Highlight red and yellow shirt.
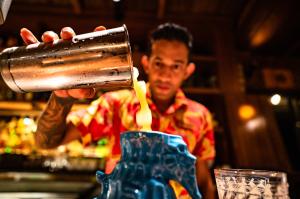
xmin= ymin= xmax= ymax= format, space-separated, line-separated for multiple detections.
xmin=68 ymin=84 xmax=215 ymax=198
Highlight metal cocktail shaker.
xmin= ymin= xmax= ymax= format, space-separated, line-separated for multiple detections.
xmin=0 ymin=25 xmax=133 ymax=92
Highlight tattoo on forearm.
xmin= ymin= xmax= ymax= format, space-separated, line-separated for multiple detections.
xmin=35 ymin=93 xmax=75 ymax=148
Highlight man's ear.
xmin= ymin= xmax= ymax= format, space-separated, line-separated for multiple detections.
xmin=184 ymin=62 xmax=195 ymax=80
xmin=141 ymin=55 xmax=150 ymax=74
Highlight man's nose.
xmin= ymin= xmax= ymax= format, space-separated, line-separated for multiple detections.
xmin=159 ymin=66 xmax=173 ymax=78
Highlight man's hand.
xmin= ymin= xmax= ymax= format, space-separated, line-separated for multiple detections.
xmin=19 ymin=26 xmax=106 ymax=99
xmin=20 ymin=25 xmax=107 ymax=148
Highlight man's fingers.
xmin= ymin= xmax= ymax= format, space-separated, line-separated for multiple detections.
xmin=41 ymin=31 xmax=59 ymax=43
xmin=54 ymin=88 xmax=96 ymax=99
xmin=68 ymin=88 xmax=96 ymax=99
xmin=20 ymin=26 xmax=105 ymax=45
xmin=54 ymin=90 xmax=70 ymax=98
xmin=60 ymin=27 xmax=76 ymax=40
xmin=20 ymin=28 xmax=39 ymax=45
xmin=94 ymin=26 xmax=106 ymax=32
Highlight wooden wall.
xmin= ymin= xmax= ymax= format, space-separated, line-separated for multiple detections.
xmin=214 ymin=21 xmax=291 ymax=170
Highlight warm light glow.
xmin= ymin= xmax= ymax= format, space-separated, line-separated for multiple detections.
xmin=23 ymin=117 xmax=31 ymax=125
xmin=57 ymin=145 xmax=66 ymax=153
xmin=245 ymin=117 xmax=266 ymax=131
xmin=249 ymin=16 xmax=282 ymax=48
xmin=238 ymin=104 xmax=256 ymax=120
xmin=270 ymin=94 xmax=281 ymax=105
xmin=251 ymin=32 xmax=267 ymax=47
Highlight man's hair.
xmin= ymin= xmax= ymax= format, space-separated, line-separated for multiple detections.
xmin=148 ymin=23 xmax=193 ymax=54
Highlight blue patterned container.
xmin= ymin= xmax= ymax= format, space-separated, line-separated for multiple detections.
xmin=96 ymin=130 xmax=202 ymax=199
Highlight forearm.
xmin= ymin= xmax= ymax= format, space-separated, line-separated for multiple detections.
xmin=196 ymin=159 xmax=216 ymax=199
xmin=35 ymin=93 xmax=75 ymax=149
xmin=200 ymin=178 xmax=216 ymax=199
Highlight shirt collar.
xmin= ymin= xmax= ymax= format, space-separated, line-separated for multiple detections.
xmin=145 ymin=83 xmax=188 ymax=114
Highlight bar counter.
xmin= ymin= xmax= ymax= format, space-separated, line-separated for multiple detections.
xmin=0 ymin=171 xmax=100 ymax=199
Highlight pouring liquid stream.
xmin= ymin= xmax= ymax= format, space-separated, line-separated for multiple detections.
xmin=132 ymin=67 xmax=152 ymax=131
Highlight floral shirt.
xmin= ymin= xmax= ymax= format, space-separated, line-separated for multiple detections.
xmin=68 ymin=84 xmax=215 ymax=198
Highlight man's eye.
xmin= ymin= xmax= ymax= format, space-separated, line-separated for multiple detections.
xmin=172 ymin=65 xmax=181 ymax=70
xmin=154 ymin=62 xmax=162 ymax=67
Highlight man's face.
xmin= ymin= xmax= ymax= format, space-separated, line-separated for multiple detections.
xmin=143 ymin=39 xmax=194 ymax=102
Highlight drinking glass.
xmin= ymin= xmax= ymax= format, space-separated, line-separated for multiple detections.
xmin=214 ymin=168 xmax=289 ymax=199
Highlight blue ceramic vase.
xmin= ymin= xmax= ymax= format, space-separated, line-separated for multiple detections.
xmin=96 ymin=131 xmax=202 ymax=199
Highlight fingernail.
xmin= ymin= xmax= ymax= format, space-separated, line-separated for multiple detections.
xmin=20 ymin=28 xmax=38 ymax=44
xmin=61 ymin=27 xmax=75 ymax=34
xmin=42 ymin=32 xmax=59 ymax=42
xmin=94 ymin=26 xmax=106 ymax=32
xmin=27 ymin=36 xmax=38 ymax=43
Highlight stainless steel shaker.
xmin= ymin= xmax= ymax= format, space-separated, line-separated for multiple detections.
xmin=0 ymin=25 xmax=133 ymax=92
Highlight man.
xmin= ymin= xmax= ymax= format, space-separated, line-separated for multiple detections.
xmin=20 ymin=23 xmax=216 ymax=198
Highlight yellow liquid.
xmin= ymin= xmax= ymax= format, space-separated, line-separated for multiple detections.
xmin=133 ymin=67 xmax=152 ymax=131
